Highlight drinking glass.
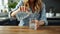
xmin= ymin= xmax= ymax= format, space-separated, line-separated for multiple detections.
xmin=29 ymin=13 xmax=40 ymax=30
xmin=16 ymin=11 xmax=31 ymax=26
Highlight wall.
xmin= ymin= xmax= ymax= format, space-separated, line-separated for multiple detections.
xmin=43 ymin=0 xmax=60 ymax=13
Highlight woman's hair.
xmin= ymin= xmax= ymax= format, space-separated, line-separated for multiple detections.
xmin=24 ymin=0 xmax=42 ymax=13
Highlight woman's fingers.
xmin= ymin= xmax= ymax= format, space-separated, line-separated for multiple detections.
xmin=35 ymin=20 xmax=40 ymax=28
xmin=20 ymin=6 xmax=24 ymax=12
xmin=39 ymin=21 xmax=44 ymax=25
xmin=31 ymin=20 xmax=44 ymax=29
xmin=19 ymin=6 xmax=28 ymax=12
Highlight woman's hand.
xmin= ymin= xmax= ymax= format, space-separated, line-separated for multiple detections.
xmin=11 ymin=6 xmax=29 ymax=17
xmin=19 ymin=6 xmax=29 ymax=12
xmin=31 ymin=20 xmax=44 ymax=29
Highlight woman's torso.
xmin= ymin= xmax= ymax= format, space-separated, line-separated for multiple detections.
xmin=16 ymin=0 xmax=41 ymax=26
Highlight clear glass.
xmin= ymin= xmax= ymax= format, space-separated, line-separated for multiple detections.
xmin=16 ymin=12 xmax=29 ymax=21
xmin=29 ymin=18 xmax=37 ymax=30
xmin=29 ymin=13 xmax=40 ymax=30
xmin=16 ymin=11 xmax=31 ymax=26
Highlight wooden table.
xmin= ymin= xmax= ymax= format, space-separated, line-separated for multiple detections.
xmin=0 ymin=26 xmax=60 ymax=34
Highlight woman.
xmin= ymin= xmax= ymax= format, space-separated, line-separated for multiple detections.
xmin=11 ymin=0 xmax=48 ymax=27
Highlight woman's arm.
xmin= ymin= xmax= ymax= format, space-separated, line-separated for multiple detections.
xmin=11 ymin=0 xmax=23 ymax=17
xmin=39 ymin=3 xmax=48 ymax=26
xmin=12 ymin=0 xmax=23 ymax=11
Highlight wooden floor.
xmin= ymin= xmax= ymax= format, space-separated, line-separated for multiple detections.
xmin=0 ymin=26 xmax=60 ymax=34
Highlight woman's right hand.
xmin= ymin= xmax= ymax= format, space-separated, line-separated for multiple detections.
xmin=19 ymin=6 xmax=29 ymax=12
xmin=11 ymin=6 xmax=29 ymax=17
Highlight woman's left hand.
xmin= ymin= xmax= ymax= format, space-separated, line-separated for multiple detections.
xmin=32 ymin=20 xmax=44 ymax=29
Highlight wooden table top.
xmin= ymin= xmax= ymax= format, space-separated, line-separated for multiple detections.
xmin=0 ymin=26 xmax=60 ymax=34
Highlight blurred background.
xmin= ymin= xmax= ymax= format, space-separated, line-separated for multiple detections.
xmin=0 ymin=0 xmax=60 ymax=26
